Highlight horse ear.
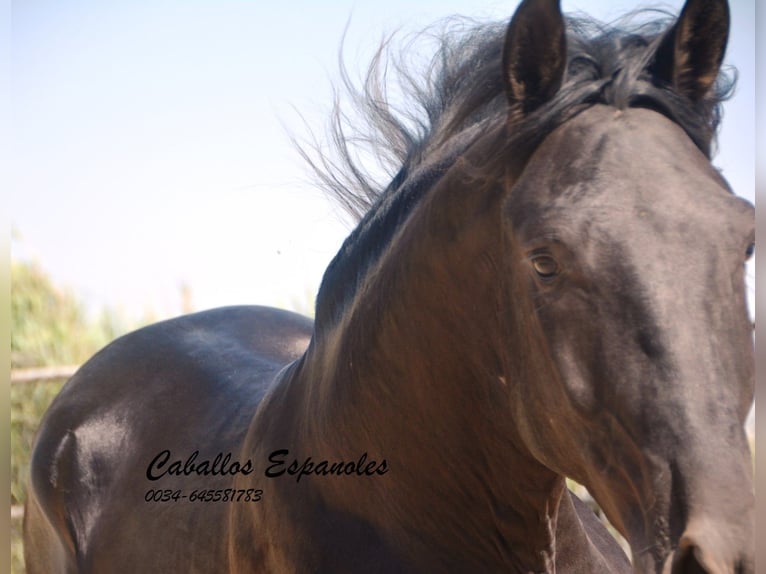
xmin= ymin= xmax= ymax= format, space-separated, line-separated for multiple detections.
xmin=650 ymin=0 xmax=729 ymax=101
xmin=503 ymin=0 xmax=567 ymax=115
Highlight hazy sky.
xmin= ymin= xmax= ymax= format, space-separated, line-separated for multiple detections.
xmin=10 ymin=0 xmax=755 ymax=321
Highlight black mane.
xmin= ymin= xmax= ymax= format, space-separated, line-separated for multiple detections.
xmin=309 ymin=10 xmax=735 ymax=327
xmin=306 ymin=11 xmax=735 ymax=222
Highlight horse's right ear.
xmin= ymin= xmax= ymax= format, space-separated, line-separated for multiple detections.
xmin=649 ymin=0 xmax=729 ymax=101
xmin=503 ymin=0 xmax=567 ymax=116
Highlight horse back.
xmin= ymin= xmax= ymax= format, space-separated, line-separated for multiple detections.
xmin=24 ymin=305 xmax=313 ymax=573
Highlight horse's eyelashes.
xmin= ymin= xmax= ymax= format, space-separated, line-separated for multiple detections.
xmin=745 ymin=242 xmax=755 ymax=260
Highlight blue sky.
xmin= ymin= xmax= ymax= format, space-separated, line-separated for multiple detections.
xmin=10 ymin=0 xmax=755 ymax=321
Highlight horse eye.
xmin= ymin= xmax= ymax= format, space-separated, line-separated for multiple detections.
xmin=531 ymin=255 xmax=559 ymax=279
xmin=745 ymin=242 xmax=755 ymax=260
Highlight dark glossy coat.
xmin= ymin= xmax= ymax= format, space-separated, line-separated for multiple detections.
xmin=25 ymin=0 xmax=754 ymax=572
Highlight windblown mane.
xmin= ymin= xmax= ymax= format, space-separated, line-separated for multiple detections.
xmin=304 ymin=11 xmax=735 ymax=222
xmin=307 ymin=10 xmax=735 ymax=328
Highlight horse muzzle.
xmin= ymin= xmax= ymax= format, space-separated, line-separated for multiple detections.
xmin=659 ymin=515 xmax=755 ymax=574
xmin=613 ymin=432 xmax=755 ymax=574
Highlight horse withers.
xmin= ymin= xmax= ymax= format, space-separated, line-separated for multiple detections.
xmin=25 ymin=0 xmax=754 ymax=572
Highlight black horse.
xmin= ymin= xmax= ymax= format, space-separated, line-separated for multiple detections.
xmin=24 ymin=0 xmax=754 ymax=572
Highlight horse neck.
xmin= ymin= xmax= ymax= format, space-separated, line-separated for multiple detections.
xmin=296 ymin=147 xmax=569 ymax=571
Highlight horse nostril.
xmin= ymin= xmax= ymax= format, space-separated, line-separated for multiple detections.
xmin=735 ymin=557 xmax=754 ymax=574
xmin=669 ymin=543 xmax=753 ymax=574
xmin=672 ymin=544 xmax=708 ymax=574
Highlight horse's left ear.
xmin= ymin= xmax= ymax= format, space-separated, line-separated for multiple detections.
xmin=503 ymin=0 xmax=567 ymax=116
xmin=650 ymin=0 xmax=729 ymax=101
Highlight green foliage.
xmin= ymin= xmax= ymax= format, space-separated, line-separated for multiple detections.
xmin=11 ymin=515 xmax=24 ymax=574
xmin=11 ymin=261 xmax=116 ymax=368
